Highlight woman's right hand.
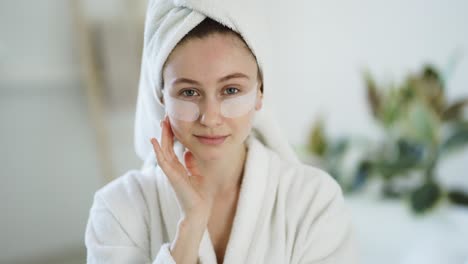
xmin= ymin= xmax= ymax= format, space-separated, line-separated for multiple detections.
xmin=151 ymin=115 xmax=212 ymax=263
xmin=150 ymin=115 xmax=214 ymax=223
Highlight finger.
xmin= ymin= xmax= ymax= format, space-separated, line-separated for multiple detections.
xmin=151 ymin=137 xmax=183 ymax=183
xmin=161 ymin=116 xmax=176 ymax=162
xmin=150 ymin=137 xmax=167 ymax=167
xmin=184 ymin=150 xmax=201 ymax=177
xmin=184 ymin=150 xmax=214 ymax=196
xmin=162 ymin=116 xmax=179 ymax=162
xmin=159 ymin=117 xmax=168 ymax=157
xmin=158 ymin=119 xmax=188 ymax=177
xmin=153 ymin=138 xmax=198 ymax=203
xmin=165 ymin=115 xmax=175 ymax=147
xmin=164 ymin=116 xmax=177 ymax=160
xmin=151 ymin=137 xmax=179 ymax=174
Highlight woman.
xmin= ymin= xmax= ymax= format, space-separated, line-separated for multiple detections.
xmin=85 ymin=0 xmax=358 ymax=263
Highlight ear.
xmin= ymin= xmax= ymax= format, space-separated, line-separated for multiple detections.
xmin=159 ymin=89 xmax=166 ymax=106
xmin=255 ymin=82 xmax=263 ymax=111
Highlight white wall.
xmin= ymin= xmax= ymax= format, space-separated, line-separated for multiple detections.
xmin=0 ymin=85 xmax=103 ymax=263
xmin=270 ymin=0 xmax=468 ymax=145
xmin=0 ymin=0 xmax=79 ymax=84
xmin=0 ymin=1 xmax=104 ymax=262
xmin=269 ymin=0 xmax=468 ymax=190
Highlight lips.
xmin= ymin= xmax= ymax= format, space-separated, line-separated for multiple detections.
xmin=195 ymin=135 xmax=229 ymax=139
xmin=194 ymin=134 xmax=229 ymax=145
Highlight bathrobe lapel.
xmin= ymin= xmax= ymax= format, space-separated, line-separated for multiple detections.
xmin=155 ymin=136 xmax=270 ymax=264
xmin=222 ymin=137 xmax=269 ymax=264
xmin=155 ymin=156 xmax=219 ymax=263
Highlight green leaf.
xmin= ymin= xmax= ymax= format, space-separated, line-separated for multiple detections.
xmin=420 ymin=65 xmax=446 ymax=115
xmin=440 ymin=122 xmax=468 ymax=154
xmin=396 ymin=138 xmax=426 ymax=169
xmin=327 ymin=138 xmax=349 ymax=158
xmin=372 ymin=159 xmax=403 ymax=179
xmin=376 ymin=90 xmax=401 ymax=129
xmin=422 ymin=65 xmax=442 ymax=84
xmin=409 ymin=181 xmax=442 ymax=214
xmin=448 ymin=190 xmax=468 ymax=206
xmin=364 ymin=71 xmax=381 ymax=119
xmin=307 ymin=118 xmax=328 ymax=156
xmin=351 ymin=160 xmax=372 ymax=191
xmin=404 ymin=101 xmax=440 ymax=145
xmin=441 ymin=98 xmax=468 ymax=121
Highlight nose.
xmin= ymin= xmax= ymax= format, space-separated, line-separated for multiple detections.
xmin=199 ymin=98 xmax=223 ymax=127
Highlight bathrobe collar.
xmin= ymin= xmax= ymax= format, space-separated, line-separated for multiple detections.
xmin=155 ymin=135 xmax=270 ymax=263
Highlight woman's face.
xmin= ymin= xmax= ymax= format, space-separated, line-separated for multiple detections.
xmin=162 ymin=33 xmax=263 ymax=161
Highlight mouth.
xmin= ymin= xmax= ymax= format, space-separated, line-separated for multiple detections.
xmin=194 ymin=135 xmax=229 ymax=145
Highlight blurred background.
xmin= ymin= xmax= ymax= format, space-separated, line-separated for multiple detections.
xmin=0 ymin=0 xmax=467 ymax=263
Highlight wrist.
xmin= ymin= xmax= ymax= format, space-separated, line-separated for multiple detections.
xmin=170 ymin=215 xmax=208 ymax=261
xmin=178 ymin=213 xmax=209 ymax=231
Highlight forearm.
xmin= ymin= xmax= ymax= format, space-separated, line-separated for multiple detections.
xmin=170 ymin=216 xmax=208 ymax=264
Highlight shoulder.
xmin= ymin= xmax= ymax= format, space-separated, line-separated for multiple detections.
xmin=280 ymin=161 xmax=346 ymax=229
xmin=86 ymin=167 xmax=162 ymax=251
xmin=255 ymin=138 xmax=342 ymax=204
xmin=90 ymin=167 xmax=160 ymax=232
xmin=94 ymin=166 xmax=157 ymax=209
xmin=268 ymin=156 xmax=355 ymax=261
xmin=287 ymin=165 xmax=357 ymax=262
xmin=284 ymin=162 xmax=343 ymax=210
xmin=255 ymin=140 xmax=352 ymax=243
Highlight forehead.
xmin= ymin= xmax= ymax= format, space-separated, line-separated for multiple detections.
xmin=163 ymin=33 xmax=258 ymax=86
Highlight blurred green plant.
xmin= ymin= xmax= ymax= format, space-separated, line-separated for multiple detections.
xmin=307 ymin=64 xmax=468 ymax=214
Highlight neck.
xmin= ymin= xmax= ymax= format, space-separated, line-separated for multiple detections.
xmin=196 ymin=143 xmax=247 ymax=196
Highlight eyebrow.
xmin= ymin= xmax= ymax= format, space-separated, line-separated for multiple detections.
xmin=171 ymin=73 xmax=250 ymax=86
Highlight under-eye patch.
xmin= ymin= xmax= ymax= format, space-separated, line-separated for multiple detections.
xmin=163 ymin=83 xmax=258 ymax=122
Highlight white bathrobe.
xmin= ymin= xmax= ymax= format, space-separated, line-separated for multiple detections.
xmin=85 ymin=136 xmax=358 ymax=263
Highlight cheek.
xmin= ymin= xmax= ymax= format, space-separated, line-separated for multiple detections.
xmin=246 ymin=109 xmax=257 ymax=126
xmin=168 ymin=118 xmax=191 ymax=141
xmin=232 ymin=111 xmax=255 ymax=136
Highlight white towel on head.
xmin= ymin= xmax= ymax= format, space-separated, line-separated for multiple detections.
xmin=134 ymin=0 xmax=300 ymax=167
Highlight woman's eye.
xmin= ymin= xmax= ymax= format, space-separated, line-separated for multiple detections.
xmin=224 ymin=87 xmax=240 ymax=95
xmin=181 ymin=89 xmax=199 ymax=97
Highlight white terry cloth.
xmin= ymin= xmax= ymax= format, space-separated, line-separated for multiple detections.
xmin=85 ymin=136 xmax=358 ymax=263
xmin=134 ymin=0 xmax=300 ymax=167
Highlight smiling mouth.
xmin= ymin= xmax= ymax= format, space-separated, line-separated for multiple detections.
xmin=194 ymin=135 xmax=229 ymax=145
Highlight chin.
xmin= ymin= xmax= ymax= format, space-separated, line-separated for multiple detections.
xmin=191 ymin=142 xmax=227 ymax=161
xmin=198 ymin=152 xmax=224 ymax=162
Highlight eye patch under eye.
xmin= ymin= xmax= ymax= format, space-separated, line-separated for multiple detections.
xmin=163 ymin=84 xmax=258 ymax=122
xmin=220 ymin=88 xmax=257 ymax=118
xmin=164 ymin=97 xmax=200 ymax=121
